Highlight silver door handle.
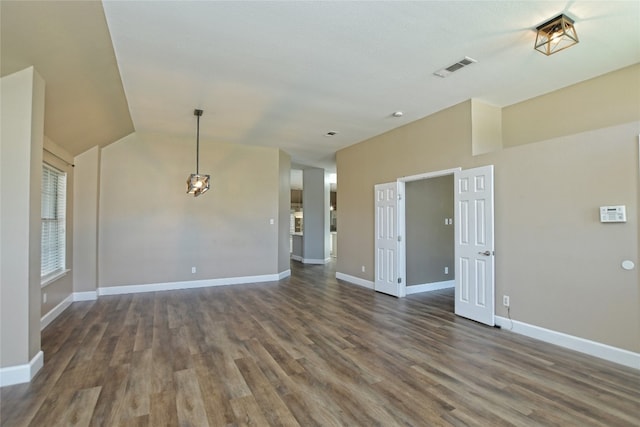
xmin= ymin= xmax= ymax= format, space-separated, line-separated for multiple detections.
xmin=478 ymin=250 xmax=492 ymax=256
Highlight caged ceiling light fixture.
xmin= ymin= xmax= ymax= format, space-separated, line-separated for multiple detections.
xmin=186 ymin=109 xmax=210 ymax=197
xmin=534 ymin=13 xmax=579 ymax=56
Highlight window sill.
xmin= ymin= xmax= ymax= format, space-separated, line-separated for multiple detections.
xmin=41 ymin=269 xmax=70 ymax=288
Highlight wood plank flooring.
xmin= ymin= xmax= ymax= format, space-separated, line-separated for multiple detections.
xmin=2 ymin=261 xmax=639 ymax=426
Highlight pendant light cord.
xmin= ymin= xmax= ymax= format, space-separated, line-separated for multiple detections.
xmin=196 ymin=112 xmax=200 ymax=175
xmin=194 ymin=109 xmax=203 ymax=175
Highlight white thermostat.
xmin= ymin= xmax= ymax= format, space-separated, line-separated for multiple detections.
xmin=600 ymin=205 xmax=626 ymax=223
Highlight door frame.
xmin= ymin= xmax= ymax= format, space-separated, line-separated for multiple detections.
xmin=397 ymin=167 xmax=461 ymax=296
xmin=375 ymin=165 xmax=495 ymax=326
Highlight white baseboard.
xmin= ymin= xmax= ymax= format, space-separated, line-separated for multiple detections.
xmin=291 ymin=256 xmax=330 ymax=265
xmin=0 ymin=350 xmax=43 ymax=387
xmin=40 ymin=270 xmax=291 ymax=330
xmin=336 ymin=272 xmax=374 ymax=289
xmin=41 ymin=295 xmax=73 ymax=331
xmin=406 ymin=280 xmax=454 ymax=295
xmin=41 ymin=290 xmax=98 ymax=331
xmin=97 ymin=273 xmax=283 ymax=296
xmin=278 ymin=269 xmax=291 ymax=279
xmin=73 ymin=291 xmax=98 ymax=301
xmin=495 ymin=316 xmax=640 ymax=370
xmin=303 ymin=257 xmax=330 ymax=264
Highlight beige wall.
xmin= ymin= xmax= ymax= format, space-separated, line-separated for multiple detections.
xmin=0 ymin=67 xmax=44 ymax=368
xmin=405 ymin=175 xmax=454 ymax=286
xmin=491 ymin=123 xmax=638 ymax=350
xmin=302 ymin=168 xmax=330 ymax=261
xmin=337 ymin=101 xmax=472 ymax=279
xmin=98 ymin=131 xmax=284 ymax=287
xmin=336 ymin=66 xmax=640 ymax=352
xmin=278 ymin=150 xmax=292 ymax=273
xmin=503 ymin=64 xmax=640 ymax=147
xmin=73 ymin=145 xmax=101 ymax=293
xmin=41 ymin=137 xmax=74 ymax=316
xmin=471 ymin=99 xmax=502 ymax=156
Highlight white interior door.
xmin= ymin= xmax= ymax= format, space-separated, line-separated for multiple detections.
xmin=454 ymin=165 xmax=495 ymax=325
xmin=374 ymin=182 xmax=401 ymax=297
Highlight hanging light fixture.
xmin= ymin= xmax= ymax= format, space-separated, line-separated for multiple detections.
xmin=186 ymin=109 xmax=210 ymax=197
xmin=534 ymin=13 xmax=579 ymax=56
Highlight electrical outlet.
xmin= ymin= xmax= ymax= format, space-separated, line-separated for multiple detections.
xmin=43 ymin=293 xmax=47 ymax=304
xmin=191 ymin=266 xmax=196 ymax=274
xmin=361 ymin=265 xmax=365 ymax=273
xmin=503 ymin=295 xmax=510 ymax=307
xmin=444 ymin=267 xmax=449 ymax=274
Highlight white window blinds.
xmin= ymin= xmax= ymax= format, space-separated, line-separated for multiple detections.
xmin=41 ymin=164 xmax=66 ymax=278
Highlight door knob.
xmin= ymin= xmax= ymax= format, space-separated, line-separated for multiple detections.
xmin=478 ymin=250 xmax=492 ymax=256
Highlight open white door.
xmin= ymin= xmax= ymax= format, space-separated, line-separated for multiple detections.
xmin=454 ymin=165 xmax=495 ymax=326
xmin=374 ymin=182 xmax=402 ymax=297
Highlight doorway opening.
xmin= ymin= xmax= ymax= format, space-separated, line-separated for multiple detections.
xmin=403 ymin=174 xmax=455 ymax=296
xmin=374 ymin=166 xmax=496 ymax=326
xmin=398 ymin=169 xmax=459 ymax=298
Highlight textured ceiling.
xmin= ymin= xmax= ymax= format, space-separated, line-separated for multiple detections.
xmin=2 ymin=1 xmax=639 ymax=170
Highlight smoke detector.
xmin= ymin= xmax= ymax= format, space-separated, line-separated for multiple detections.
xmin=433 ymin=56 xmax=478 ymax=78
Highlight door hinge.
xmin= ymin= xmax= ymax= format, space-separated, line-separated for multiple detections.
xmin=398 ymin=235 xmax=402 ymax=242
xmin=398 ymin=277 xmax=402 ymax=283
xmin=398 ymin=193 xmax=402 ymax=200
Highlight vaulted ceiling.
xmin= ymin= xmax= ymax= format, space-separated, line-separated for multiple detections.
xmin=2 ymin=1 xmax=639 ymax=171
xmin=1 ymin=1 xmax=134 ymax=155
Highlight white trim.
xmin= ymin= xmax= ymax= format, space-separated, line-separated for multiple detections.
xmin=41 ymin=291 xmax=98 ymax=331
xmin=41 ymin=294 xmax=73 ymax=330
xmin=41 ymin=268 xmax=70 ymax=288
xmin=336 ymin=272 xmax=374 ymax=289
xmin=397 ymin=167 xmax=462 ymax=183
xmin=301 ymin=257 xmax=331 ymax=265
xmin=278 ymin=269 xmax=291 ymax=279
xmin=97 ymin=273 xmax=282 ymax=296
xmin=291 ymin=255 xmax=330 ymax=265
xmin=41 ymin=271 xmax=288 ymax=332
xmin=0 ymin=351 xmax=44 ymax=387
xmin=73 ymin=291 xmax=98 ymax=301
xmin=406 ymin=280 xmax=454 ymax=295
xmin=495 ymin=316 xmax=640 ymax=370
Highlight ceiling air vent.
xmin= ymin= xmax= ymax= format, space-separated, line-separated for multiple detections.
xmin=433 ymin=56 xmax=478 ymax=78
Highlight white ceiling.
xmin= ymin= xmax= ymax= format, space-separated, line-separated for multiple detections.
xmin=102 ymin=1 xmax=640 ymax=172
xmin=3 ymin=2 xmax=639 ymax=171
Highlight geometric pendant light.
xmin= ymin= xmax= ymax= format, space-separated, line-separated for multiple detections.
xmin=534 ymin=14 xmax=579 ymax=56
xmin=186 ymin=109 xmax=210 ymax=197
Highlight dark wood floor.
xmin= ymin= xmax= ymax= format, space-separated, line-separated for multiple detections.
xmin=2 ymin=261 xmax=639 ymax=426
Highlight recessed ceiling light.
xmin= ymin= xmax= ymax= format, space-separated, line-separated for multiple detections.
xmin=325 ymin=131 xmax=338 ymax=137
xmin=392 ymin=111 xmax=404 ymax=117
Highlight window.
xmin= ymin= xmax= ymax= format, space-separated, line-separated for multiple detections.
xmin=41 ymin=164 xmax=66 ymax=281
